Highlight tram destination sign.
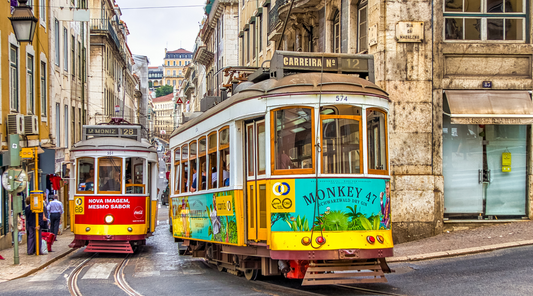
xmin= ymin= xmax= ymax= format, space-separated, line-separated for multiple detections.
xmin=270 ymin=51 xmax=375 ymax=82
xmin=83 ymin=125 xmax=141 ymax=141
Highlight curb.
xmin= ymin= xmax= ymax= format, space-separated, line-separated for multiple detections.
xmin=10 ymin=248 xmax=76 ymax=281
xmin=388 ymin=239 xmax=533 ymax=263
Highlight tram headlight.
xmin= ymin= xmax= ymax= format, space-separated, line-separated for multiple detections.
xmin=105 ymin=214 xmax=114 ymax=224
xmin=301 ymin=237 xmax=311 ymax=246
xmin=127 ymin=227 xmax=133 ymax=232
xmin=85 ymin=227 xmax=91 ymax=232
xmin=316 ymin=236 xmax=326 ymax=245
xmin=376 ymin=235 xmax=384 ymax=244
xmin=366 ymin=236 xmax=376 ymax=244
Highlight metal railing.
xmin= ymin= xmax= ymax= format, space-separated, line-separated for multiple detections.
xmin=90 ymin=19 xmax=122 ymax=56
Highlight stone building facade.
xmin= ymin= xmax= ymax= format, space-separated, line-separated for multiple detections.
xmin=163 ymin=48 xmax=192 ymax=89
xmin=236 ymin=0 xmax=533 ymax=243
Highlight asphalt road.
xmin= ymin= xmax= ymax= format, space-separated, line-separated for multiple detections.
xmin=1 ymin=205 xmax=532 ymax=296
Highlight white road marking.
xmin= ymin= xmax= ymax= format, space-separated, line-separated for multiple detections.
xmin=82 ymin=263 xmax=118 ymax=279
xmin=29 ymin=266 xmax=69 ymax=282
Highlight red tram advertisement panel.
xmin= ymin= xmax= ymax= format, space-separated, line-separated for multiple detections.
xmin=74 ymin=196 xmax=148 ymax=225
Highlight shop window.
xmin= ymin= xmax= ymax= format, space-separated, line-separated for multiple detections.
xmin=208 ymin=132 xmax=218 ymax=189
xmin=77 ymin=157 xmax=95 ymax=193
xmin=190 ymin=141 xmax=198 ymax=192
xmin=444 ymin=0 xmax=525 ymax=41
xmin=198 ymin=137 xmax=207 ymax=191
xmin=271 ymin=107 xmax=314 ymax=174
xmin=181 ymin=145 xmax=189 ymax=193
xmin=219 ymin=127 xmax=230 ymax=187
xmin=98 ymin=157 xmax=122 ymax=193
xmin=125 ymin=157 xmax=145 ymax=194
xmin=367 ymin=109 xmax=388 ymax=174
xmin=321 ymin=116 xmax=362 ymax=174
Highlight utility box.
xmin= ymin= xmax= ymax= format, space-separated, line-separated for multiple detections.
xmin=30 ymin=190 xmax=44 ymax=213
xmin=8 ymin=134 xmax=21 ymax=167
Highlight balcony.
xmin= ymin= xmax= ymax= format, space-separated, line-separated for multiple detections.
xmin=193 ymin=45 xmax=214 ymax=66
xmin=90 ymin=19 xmax=122 ymax=56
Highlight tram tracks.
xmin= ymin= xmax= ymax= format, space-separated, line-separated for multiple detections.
xmin=67 ymin=252 xmax=142 ymax=296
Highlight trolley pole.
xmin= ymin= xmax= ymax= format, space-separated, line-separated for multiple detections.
xmin=34 ymin=147 xmax=39 ymax=257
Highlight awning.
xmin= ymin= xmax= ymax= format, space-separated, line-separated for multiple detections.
xmin=444 ymin=90 xmax=533 ymax=125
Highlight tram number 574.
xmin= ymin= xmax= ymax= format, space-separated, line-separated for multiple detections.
xmin=336 ymin=95 xmax=348 ymax=101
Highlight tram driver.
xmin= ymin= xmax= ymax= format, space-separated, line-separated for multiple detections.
xmin=101 ymin=170 xmax=121 ymax=191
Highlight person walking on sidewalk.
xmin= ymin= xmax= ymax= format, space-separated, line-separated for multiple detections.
xmin=24 ymin=197 xmax=47 ymax=255
xmin=47 ymin=196 xmax=63 ymax=238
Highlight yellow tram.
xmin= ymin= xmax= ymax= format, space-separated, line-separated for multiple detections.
xmin=169 ymin=52 xmax=392 ymax=285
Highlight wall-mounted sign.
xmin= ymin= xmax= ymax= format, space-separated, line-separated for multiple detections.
xmin=483 ymin=81 xmax=492 ymax=88
xmin=396 ymin=21 xmax=424 ymax=42
xmin=369 ymin=24 xmax=378 ymax=46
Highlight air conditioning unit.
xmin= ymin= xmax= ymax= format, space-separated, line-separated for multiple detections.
xmin=7 ymin=114 xmax=25 ymax=135
xmin=24 ymin=115 xmax=39 ymax=135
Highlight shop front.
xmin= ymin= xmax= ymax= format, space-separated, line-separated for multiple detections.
xmin=442 ymin=90 xmax=533 ymax=219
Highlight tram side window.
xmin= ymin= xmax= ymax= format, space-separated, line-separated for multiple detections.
xmin=77 ymin=157 xmax=95 ymax=193
xmin=219 ymin=127 xmax=230 ymax=187
xmin=208 ymin=132 xmax=218 ymax=189
xmin=125 ymin=157 xmax=145 ymax=194
xmin=321 ymin=116 xmax=361 ymax=174
xmin=181 ymin=145 xmax=189 ymax=193
xmin=272 ymin=107 xmax=314 ymax=174
xmin=98 ymin=157 xmax=123 ymax=193
xmin=367 ymin=109 xmax=388 ymax=173
xmin=174 ymin=148 xmax=181 ymax=194
xmin=189 ymin=141 xmax=199 ymax=192
xmin=198 ymin=137 xmax=207 ymax=191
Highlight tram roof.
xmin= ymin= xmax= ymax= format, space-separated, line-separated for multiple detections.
xmin=170 ymin=73 xmax=389 ymax=139
xmin=71 ymin=137 xmax=157 ymax=153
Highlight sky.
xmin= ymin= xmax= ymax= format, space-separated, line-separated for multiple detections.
xmin=115 ymin=0 xmax=206 ymax=67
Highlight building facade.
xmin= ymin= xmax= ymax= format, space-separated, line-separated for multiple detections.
xmin=87 ymin=0 xmax=137 ymax=125
xmin=162 ymin=48 xmax=192 ymax=89
xmin=153 ymin=93 xmax=175 ymax=142
xmin=148 ymin=66 xmax=163 ymax=89
xmin=0 ymin=0 xmax=52 ymax=250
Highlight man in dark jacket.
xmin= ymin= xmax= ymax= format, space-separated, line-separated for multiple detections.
xmin=24 ymin=197 xmax=47 ymax=255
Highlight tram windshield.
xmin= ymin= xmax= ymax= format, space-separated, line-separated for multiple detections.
xmin=273 ymin=107 xmax=313 ymax=173
xmin=98 ymin=157 xmax=122 ymax=193
xmin=367 ymin=109 xmax=388 ymax=173
xmin=321 ymin=117 xmax=361 ymax=174
xmin=77 ymin=157 xmax=95 ymax=193
xmin=125 ymin=157 xmax=145 ymax=194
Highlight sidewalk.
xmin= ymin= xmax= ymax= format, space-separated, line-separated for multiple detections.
xmin=0 ymin=229 xmax=75 ymax=283
xmin=1 ymin=221 xmax=533 ymax=282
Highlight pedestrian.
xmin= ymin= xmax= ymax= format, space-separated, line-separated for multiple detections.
xmin=47 ymin=195 xmax=63 ymax=238
xmin=24 ymin=197 xmax=46 ymax=255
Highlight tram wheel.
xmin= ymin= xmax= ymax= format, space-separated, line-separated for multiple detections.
xmin=217 ymin=265 xmax=226 ymax=272
xmin=244 ymin=269 xmax=259 ymax=281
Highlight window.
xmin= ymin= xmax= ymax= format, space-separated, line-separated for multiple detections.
xmin=321 ymin=116 xmax=362 ymax=174
xmin=77 ymin=157 xmax=95 ymax=193
xmin=173 ymin=80 xmax=176 ymax=86
xmin=258 ymin=15 xmax=262 ymax=51
xmin=71 ymin=35 xmax=76 ymax=76
xmin=72 ymin=106 xmax=76 ymax=145
xmin=41 ymin=62 xmax=47 ymax=116
xmin=64 ymin=28 xmax=68 ymax=71
xmin=173 ymin=61 xmax=176 ymax=66
xmin=358 ymin=1 xmax=368 ymax=52
xmin=98 ymin=157 xmax=123 ymax=193
xmin=179 ymin=61 xmax=182 ymax=66
xmin=64 ymin=105 xmax=68 ymax=147
xmin=56 ymin=104 xmax=60 ymax=146
xmin=40 ymin=0 xmax=46 ymax=22
xmin=219 ymin=127 xmax=230 ymax=187
xmin=246 ymin=30 xmax=250 ymax=64
xmin=367 ymin=109 xmax=388 ymax=174
xmin=208 ymin=132 xmax=218 ymax=189
xmin=189 ymin=141 xmax=198 ymax=192
xmin=167 ymin=80 xmax=170 ymax=85
xmin=252 ymin=20 xmax=257 ymax=60
xmin=78 ymin=41 xmax=81 ymax=78
xmin=198 ymin=137 xmax=207 ymax=191
xmin=444 ymin=0 xmax=526 ymax=41
xmin=257 ymin=122 xmax=266 ymax=175
xmin=9 ymin=45 xmax=18 ymax=112
xmin=27 ymin=54 xmax=34 ymax=115
xmin=125 ymin=157 xmax=145 ymax=194
xmin=333 ymin=9 xmax=341 ymax=53
xmin=55 ymin=19 xmax=60 ymax=65
xmin=272 ymin=107 xmax=314 ymax=174
xmin=174 ymin=148 xmax=181 ymax=193
xmin=173 ymin=70 xmax=176 ymax=76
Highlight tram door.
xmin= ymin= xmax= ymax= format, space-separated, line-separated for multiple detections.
xmin=245 ymin=119 xmax=267 ymax=241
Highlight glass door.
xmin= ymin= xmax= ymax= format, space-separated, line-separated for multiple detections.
xmin=246 ymin=119 xmax=267 ymax=241
xmin=443 ymin=118 xmax=484 ymax=213
xmin=485 ymin=125 xmax=527 ymax=216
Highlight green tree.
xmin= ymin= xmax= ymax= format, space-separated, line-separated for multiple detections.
xmin=156 ymin=85 xmax=173 ymax=97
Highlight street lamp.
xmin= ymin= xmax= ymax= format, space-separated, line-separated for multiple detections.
xmin=9 ymin=0 xmax=38 ymax=43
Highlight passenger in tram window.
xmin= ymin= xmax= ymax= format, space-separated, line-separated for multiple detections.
xmin=278 ymin=150 xmax=293 ymax=169
xmin=190 ymin=167 xmax=197 ymax=192
xmin=211 ymin=167 xmax=218 ymax=188
xmin=83 ymin=168 xmax=95 ymax=191
xmin=200 ymin=162 xmax=207 ymax=190
xmin=102 ymin=170 xmax=121 ymax=191
xmin=222 ymin=163 xmax=229 ymax=187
